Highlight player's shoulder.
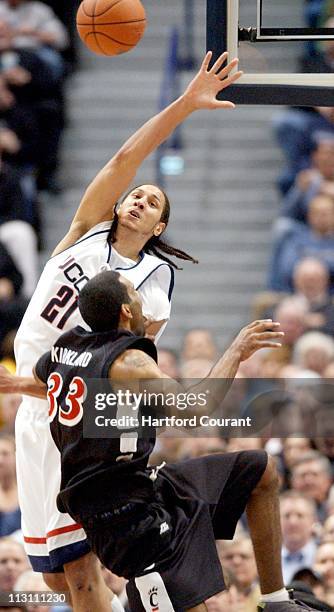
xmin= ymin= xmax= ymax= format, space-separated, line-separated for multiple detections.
xmin=110 ymin=347 xmax=158 ymax=379
xmin=47 ymin=221 xmax=112 ymax=264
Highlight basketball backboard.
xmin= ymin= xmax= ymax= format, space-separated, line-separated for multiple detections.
xmin=207 ymin=0 xmax=334 ymax=105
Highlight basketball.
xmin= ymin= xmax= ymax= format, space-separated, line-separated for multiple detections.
xmin=76 ymin=0 xmax=146 ymax=56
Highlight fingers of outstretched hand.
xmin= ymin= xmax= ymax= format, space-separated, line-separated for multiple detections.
xmin=253 ymin=331 xmax=285 ymax=342
xmin=248 ymin=320 xmax=281 ymax=332
xmin=215 ymin=57 xmax=239 ymax=79
xmin=256 ymin=340 xmax=283 ymax=349
xmin=200 ymin=50 xmax=213 ymax=71
xmin=218 ymin=70 xmax=243 ymax=89
xmin=214 ymin=100 xmax=236 ymax=109
xmin=208 ymin=50 xmax=229 ymax=74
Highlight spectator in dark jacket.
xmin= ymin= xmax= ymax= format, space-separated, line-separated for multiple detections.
xmin=0 ymin=241 xmax=27 ymax=342
xmin=269 ymin=195 xmax=334 ymax=292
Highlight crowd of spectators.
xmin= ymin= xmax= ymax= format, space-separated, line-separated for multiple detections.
xmin=167 ymin=2 xmax=334 ymax=609
xmin=0 ymin=1 xmax=78 ymax=605
xmin=0 ymin=0 xmax=79 ymax=376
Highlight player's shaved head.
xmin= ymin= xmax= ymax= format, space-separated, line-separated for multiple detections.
xmin=78 ymin=270 xmax=130 ymax=332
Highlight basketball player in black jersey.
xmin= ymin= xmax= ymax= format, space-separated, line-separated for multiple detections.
xmin=0 ymin=271 xmax=318 ymax=612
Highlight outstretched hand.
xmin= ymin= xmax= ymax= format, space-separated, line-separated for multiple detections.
xmin=231 ymin=319 xmax=285 ymax=362
xmin=183 ymin=51 xmax=243 ymax=111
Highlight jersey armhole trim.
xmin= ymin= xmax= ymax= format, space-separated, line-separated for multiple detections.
xmin=136 ymin=264 xmax=175 ymax=302
xmin=49 ymin=229 xmax=111 ymax=261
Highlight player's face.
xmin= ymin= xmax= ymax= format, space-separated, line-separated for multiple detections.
xmin=0 ymin=542 xmax=29 ymax=591
xmin=119 ymin=276 xmax=145 ymax=336
xmin=118 ymin=185 xmax=166 ymax=238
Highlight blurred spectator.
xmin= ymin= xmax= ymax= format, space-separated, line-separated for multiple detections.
xmin=152 ymin=432 xmax=190 ymax=464
xmin=269 ymin=195 xmax=334 ymax=293
xmin=281 ymin=138 xmax=334 ymax=224
xmin=42 ymin=0 xmax=80 ymax=70
xmin=0 ymin=45 xmax=66 ymax=195
xmin=280 ymin=437 xmax=313 ymax=488
xmin=273 ymin=107 xmax=334 ymax=195
xmin=293 ymin=258 xmax=334 ymax=336
xmin=238 ymin=350 xmax=265 ymax=379
xmin=322 ymin=514 xmax=334 ymax=543
xmin=181 ymin=329 xmax=218 ymax=361
xmin=0 ymin=131 xmax=38 ymax=296
xmin=301 ymin=0 xmax=328 ymax=65
xmin=216 ymin=538 xmax=260 ymax=609
xmin=280 ymin=490 xmax=318 ymax=584
xmin=0 ymin=537 xmax=29 ymax=591
xmin=0 ymin=434 xmax=20 ymax=536
xmin=225 ymin=438 xmax=263 ymax=453
xmin=157 ymin=348 xmax=179 ymax=378
xmin=1 ymin=394 xmax=21 ymax=433
xmin=274 ymin=296 xmax=308 ymax=354
xmin=206 ymin=584 xmax=251 ymax=612
xmin=293 ymin=332 xmax=334 ymax=375
xmin=0 ymin=0 xmax=68 ymax=78
xmin=0 ymin=218 xmax=38 ymax=297
xmin=256 ymin=347 xmax=292 ymax=378
xmin=324 ymin=361 xmax=334 ymax=377
xmin=183 ymin=437 xmax=226 ymax=458
xmin=314 ymin=541 xmax=334 ymax=605
xmin=0 ymin=240 xmax=27 ymax=344
xmin=264 ymin=255 xmax=332 ymax=326
xmin=14 ymin=570 xmax=70 ymax=612
xmin=292 ymin=567 xmax=327 ymax=605
xmin=0 ymin=132 xmax=26 ymax=220
xmin=301 ymin=15 xmax=334 ymax=73
xmin=291 ymin=451 xmax=333 ymax=521
xmin=279 ymin=364 xmax=321 ymax=380
xmin=0 ymin=330 xmax=16 ymax=372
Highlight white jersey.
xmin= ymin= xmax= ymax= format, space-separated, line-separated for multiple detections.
xmin=15 ymin=221 xmax=174 ymax=378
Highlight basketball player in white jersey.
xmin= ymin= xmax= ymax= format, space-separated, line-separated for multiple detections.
xmin=13 ymin=52 xmax=242 ymax=611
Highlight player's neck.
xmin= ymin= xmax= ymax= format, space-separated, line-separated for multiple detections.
xmin=113 ymin=227 xmax=147 ymax=261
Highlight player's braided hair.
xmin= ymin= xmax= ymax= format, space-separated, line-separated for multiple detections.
xmin=107 ymin=185 xmax=198 ymax=270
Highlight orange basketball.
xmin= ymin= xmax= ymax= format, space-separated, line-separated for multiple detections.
xmin=76 ymin=0 xmax=146 ymax=56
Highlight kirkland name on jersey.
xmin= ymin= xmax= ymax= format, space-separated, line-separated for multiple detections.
xmin=51 ymin=346 xmax=92 ymax=368
xmin=14 ymin=222 xmax=173 ymax=377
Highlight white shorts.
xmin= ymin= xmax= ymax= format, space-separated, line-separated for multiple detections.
xmin=15 ymin=398 xmax=90 ymax=573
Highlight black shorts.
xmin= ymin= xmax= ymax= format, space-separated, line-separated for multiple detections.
xmin=83 ymin=450 xmax=268 ymax=611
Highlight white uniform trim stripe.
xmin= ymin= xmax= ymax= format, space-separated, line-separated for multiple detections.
xmin=47 ymin=527 xmax=87 ymax=552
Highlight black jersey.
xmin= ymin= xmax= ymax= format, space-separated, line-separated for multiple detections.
xmin=35 ymin=326 xmax=157 ymax=518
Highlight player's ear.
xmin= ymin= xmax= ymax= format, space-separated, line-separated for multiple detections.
xmin=120 ymin=303 xmax=132 ymax=321
xmin=153 ymin=222 xmax=166 ymax=237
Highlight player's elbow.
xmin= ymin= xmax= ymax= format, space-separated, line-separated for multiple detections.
xmin=108 ymin=146 xmax=139 ymax=173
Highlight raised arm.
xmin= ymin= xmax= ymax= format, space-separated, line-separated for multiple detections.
xmin=53 ymin=52 xmax=242 ymax=256
xmin=110 ymin=320 xmax=283 ymax=418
